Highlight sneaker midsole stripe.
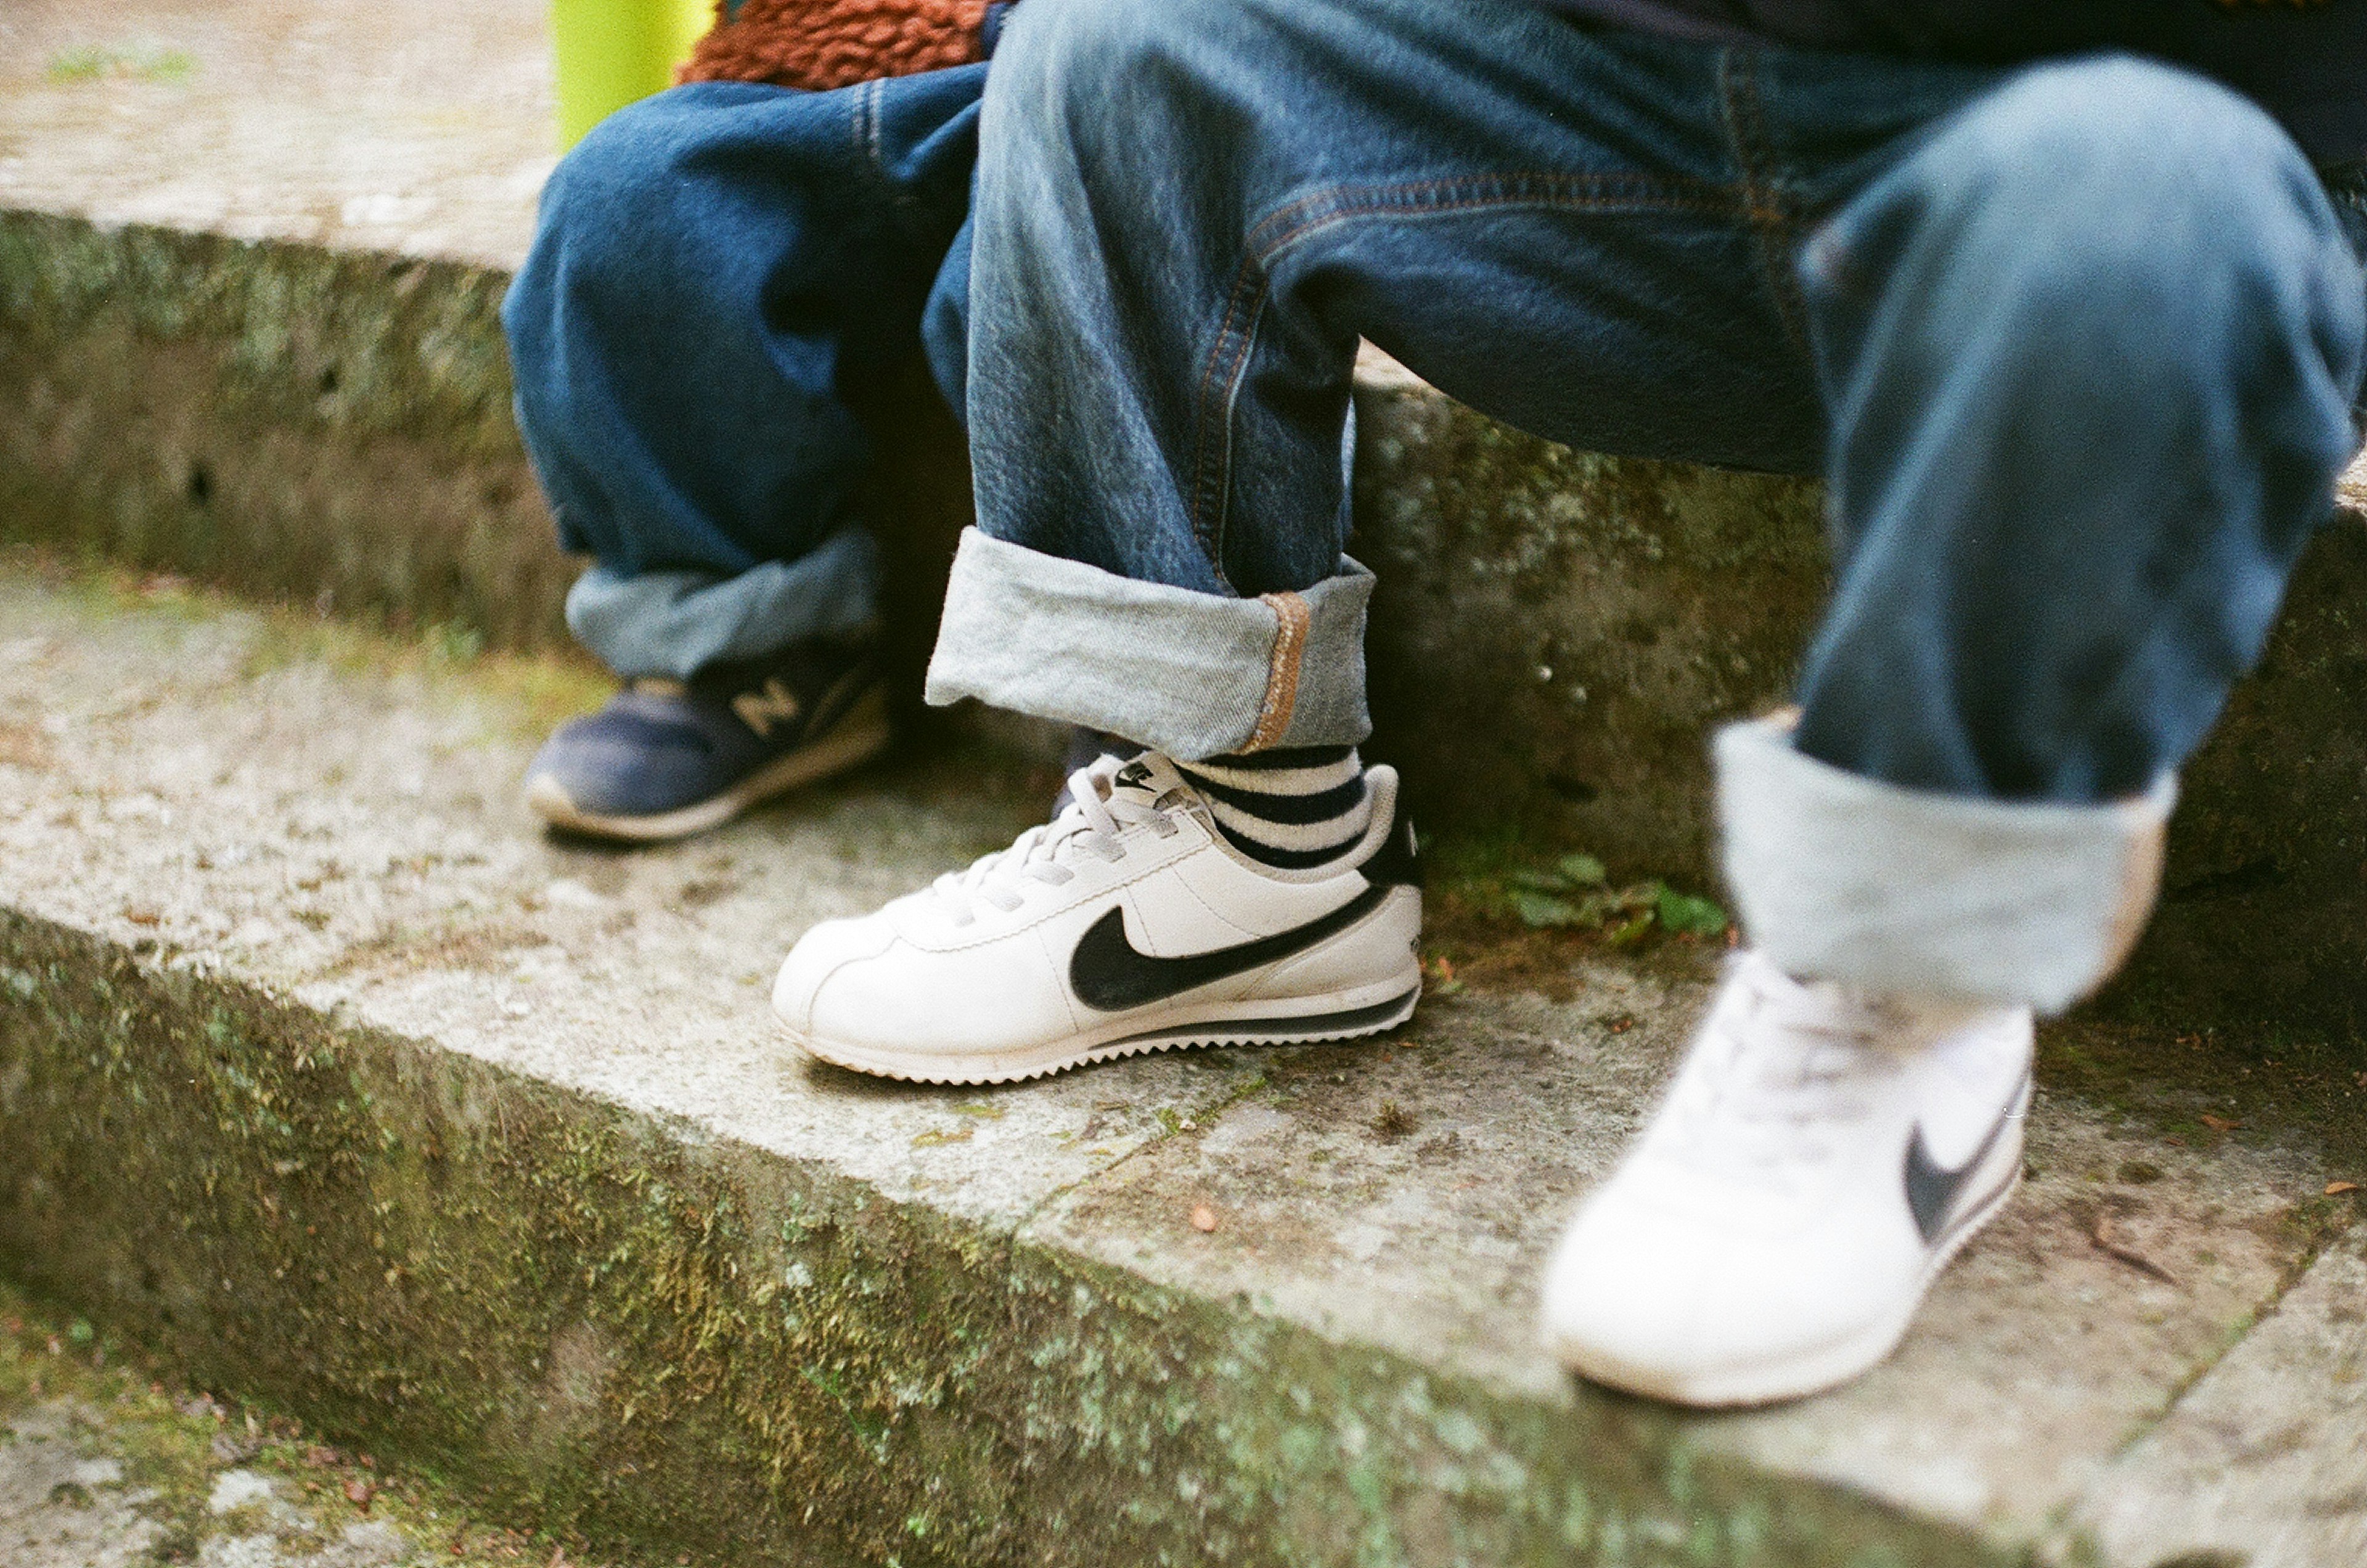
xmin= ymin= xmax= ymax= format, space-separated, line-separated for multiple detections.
xmin=1092 ymin=986 xmax=1420 ymax=1052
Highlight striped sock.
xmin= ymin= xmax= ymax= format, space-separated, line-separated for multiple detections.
xmin=1177 ymin=745 xmax=1372 ymax=870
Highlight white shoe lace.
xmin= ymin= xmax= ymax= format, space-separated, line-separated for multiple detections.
xmin=930 ymin=754 xmax=1184 ymax=924
xmin=1651 ymin=955 xmax=1908 ymax=1192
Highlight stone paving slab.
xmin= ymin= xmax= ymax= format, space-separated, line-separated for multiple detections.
xmin=0 ymin=567 xmax=1248 ymax=1232
xmin=3 ymin=563 xmax=2363 ymax=1566
xmin=2 ymin=1278 xmax=574 ymax=1567
xmin=2072 ymin=1223 xmax=2367 ymax=1568
xmin=0 ymin=0 xmax=555 ymax=268
xmin=7 ymin=0 xmax=2366 ymax=1045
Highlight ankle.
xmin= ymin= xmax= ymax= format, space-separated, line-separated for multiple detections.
xmin=1177 ymin=746 xmax=1370 ymax=868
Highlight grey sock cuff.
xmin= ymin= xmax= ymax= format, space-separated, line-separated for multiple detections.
xmin=1716 ymin=714 xmax=2176 ymax=1012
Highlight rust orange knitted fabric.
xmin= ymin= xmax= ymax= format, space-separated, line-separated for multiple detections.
xmin=679 ymin=0 xmax=996 ymax=93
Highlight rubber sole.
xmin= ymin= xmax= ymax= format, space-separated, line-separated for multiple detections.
xmin=526 ymin=692 xmax=891 ymax=844
xmin=1543 ymin=1085 xmax=2031 ymax=1409
xmin=786 ymin=973 xmax=1423 ymax=1086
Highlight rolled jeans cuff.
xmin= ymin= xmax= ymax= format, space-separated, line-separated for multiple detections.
xmin=566 ymin=526 xmax=882 ymax=680
xmin=1715 ymin=714 xmax=2177 ymax=1013
xmin=922 ymin=528 xmax=1373 ymax=759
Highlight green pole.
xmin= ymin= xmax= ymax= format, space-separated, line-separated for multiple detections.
xmin=550 ymin=0 xmax=714 ymax=150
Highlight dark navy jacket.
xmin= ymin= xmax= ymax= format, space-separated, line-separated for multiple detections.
xmin=1555 ymin=1 xmax=2367 ymax=164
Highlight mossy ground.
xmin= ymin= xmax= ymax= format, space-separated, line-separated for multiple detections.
xmin=0 ymin=543 xmax=609 ymax=748
xmin=1 ymin=1275 xmax=601 ymax=1566
xmin=0 ymin=902 xmax=2008 ymax=1568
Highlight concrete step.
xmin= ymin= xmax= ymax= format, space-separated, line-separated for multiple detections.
xmin=2 ymin=1275 xmax=571 ymax=1568
xmin=4 ymin=0 xmax=2366 ymax=1041
xmin=3 ymin=12 xmax=2367 ymax=1557
xmin=4 ymin=559 xmax=2366 ymax=1567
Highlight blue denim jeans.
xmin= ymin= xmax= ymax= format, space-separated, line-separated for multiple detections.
xmin=930 ymin=0 xmax=2365 ymax=792
xmin=502 ymin=68 xmax=985 ymax=679
xmin=919 ymin=0 xmax=2367 ymax=1005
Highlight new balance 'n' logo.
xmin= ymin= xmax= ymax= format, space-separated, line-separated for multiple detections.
xmin=732 ymin=679 xmax=802 ymax=738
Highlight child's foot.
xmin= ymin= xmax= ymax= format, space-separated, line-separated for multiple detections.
xmin=772 ymin=752 xmax=1423 ymax=1084
xmin=524 ymin=642 xmax=888 ymax=843
xmin=1539 ymin=952 xmax=2032 ymax=1407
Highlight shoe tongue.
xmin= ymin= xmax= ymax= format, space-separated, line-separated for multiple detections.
xmin=1108 ymin=751 xmax=1190 ymax=805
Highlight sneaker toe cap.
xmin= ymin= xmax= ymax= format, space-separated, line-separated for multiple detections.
xmin=1539 ymin=1199 xmax=1722 ymax=1383
xmin=526 ymin=709 xmax=739 ymax=819
xmin=772 ymin=917 xmax=899 ymax=1032
xmin=1541 ymin=1186 xmax=1914 ymax=1403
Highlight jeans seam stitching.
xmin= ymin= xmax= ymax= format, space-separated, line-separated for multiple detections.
xmin=1246 ymin=173 xmax=1746 ymax=258
xmin=1187 ymin=176 xmax=1748 ymax=567
xmin=848 ymin=79 xmax=875 ymax=186
xmin=1716 ymin=52 xmax=1814 ymax=359
xmin=1188 ymin=256 xmax=1271 ymax=585
xmin=1253 ymin=188 xmax=1746 ymax=266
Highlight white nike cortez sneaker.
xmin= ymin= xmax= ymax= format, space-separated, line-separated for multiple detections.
xmin=1539 ymin=952 xmax=2032 ymax=1407
xmin=773 ymin=752 xmax=1423 ymax=1084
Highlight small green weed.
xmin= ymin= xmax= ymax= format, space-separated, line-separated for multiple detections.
xmin=46 ymin=45 xmax=196 ymax=84
xmin=1499 ymin=851 xmax=1729 ymax=944
xmin=423 ymin=621 xmax=486 ymax=664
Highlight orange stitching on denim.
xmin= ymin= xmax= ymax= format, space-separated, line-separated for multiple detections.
xmin=1187 ymin=255 xmax=1271 ymax=578
xmin=1248 ymin=590 xmax=1311 ymax=751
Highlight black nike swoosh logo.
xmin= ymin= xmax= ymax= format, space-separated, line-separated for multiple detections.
xmin=1069 ymin=883 xmax=1390 ymax=1012
xmin=1903 ymin=1074 xmax=2030 ymax=1245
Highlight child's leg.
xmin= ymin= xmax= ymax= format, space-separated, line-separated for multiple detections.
xmin=501 ymin=68 xmax=984 ymax=839
xmin=774 ymin=0 xmax=1862 ymax=1083
xmin=1545 ymin=58 xmax=2366 ymax=1407
xmin=1733 ymin=57 xmax=2365 ymax=1008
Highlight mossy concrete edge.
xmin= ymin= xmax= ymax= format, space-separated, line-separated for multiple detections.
xmin=0 ymin=908 xmax=2013 ymax=1568
xmin=0 ymin=207 xmax=567 ymax=650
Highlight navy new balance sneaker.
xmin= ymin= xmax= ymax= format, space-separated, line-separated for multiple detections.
xmin=525 ymin=642 xmax=889 ymax=842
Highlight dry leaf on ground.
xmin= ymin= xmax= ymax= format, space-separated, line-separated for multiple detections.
xmin=2090 ymin=1214 xmax=2181 ymax=1287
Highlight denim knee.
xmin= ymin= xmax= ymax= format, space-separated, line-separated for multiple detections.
xmin=1809 ymin=57 xmax=2360 ymax=383
xmin=986 ymin=0 xmax=1262 ymax=160
xmin=510 ymin=93 xmax=709 ymax=322
xmin=1792 ymin=55 xmax=2366 ymax=801
xmin=504 ymin=98 xmax=672 ymax=419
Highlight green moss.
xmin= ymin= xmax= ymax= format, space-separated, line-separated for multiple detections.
xmin=0 ymin=910 xmax=2014 ymax=1568
xmin=0 ymin=213 xmax=518 ymax=455
xmin=1 ymin=542 xmax=610 ymax=743
xmin=0 ymin=210 xmax=573 ymax=651
xmin=2037 ymin=1015 xmax=2367 ymax=1178
xmin=43 ymin=44 xmax=197 ymax=84
xmin=1 ymin=1278 xmax=544 ymax=1566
